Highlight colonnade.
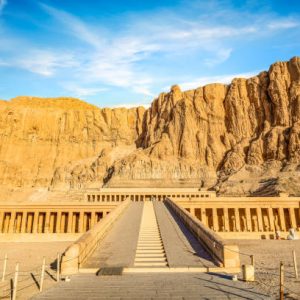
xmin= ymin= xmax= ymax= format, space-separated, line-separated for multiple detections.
xmin=186 ymin=205 xmax=300 ymax=233
xmin=1 ymin=190 xmax=299 ymax=237
xmin=0 ymin=207 xmax=114 ymax=234
xmin=86 ymin=190 xmax=215 ymax=202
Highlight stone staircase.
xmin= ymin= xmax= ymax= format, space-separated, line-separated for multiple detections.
xmin=134 ymin=201 xmax=168 ymax=267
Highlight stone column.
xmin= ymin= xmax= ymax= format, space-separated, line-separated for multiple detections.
xmin=83 ymin=213 xmax=87 ymax=232
xmin=32 ymin=212 xmax=39 ymax=233
xmin=67 ymin=212 xmax=73 ymax=233
xmin=288 ymin=208 xmax=297 ymax=229
xmin=56 ymin=212 xmax=62 ymax=234
xmin=20 ymin=212 xmax=27 ymax=233
xmin=72 ymin=213 xmax=77 ymax=233
xmin=44 ymin=212 xmax=51 ymax=233
xmin=234 ymin=208 xmax=240 ymax=232
xmin=2 ymin=214 xmax=9 ymax=233
xmin=27 ymin=213 xmax=33 ymax=233
xmin=268 ymin=208 xmax=275 ymax=231
xmin=60 ymin=213 xmax=66 ymax=233
xmin=79 ymin=211 xmax=84 ymax=233
xmin=201 ymin=208 xmax=206 ymax=226
xmin=49 ymin=214 xmax=55 ymax=233
xmin=223 ymin=208 xmax=229 ymax=232
xmin=212 ymin=208 xmax=218 ymax=231
xmin=278 ymin=208 xmax=286 ymax=231
xmin=38 ymin=213 xmax=44 ymax=233
xmin=256 ymin=208 xmax=263 ymax=231
xmin=0 ymin=211 xmax=4 ymax=233
xmin=245 ymin=208 xmax=252 ymax=231
xmin=91 ymin=212 xmax=96 ymax=228
xmin=16 ymin=214 xmax=22 ymax=233
xmin=8 ymin=211 xmax=16 ymax=233
xmin=191 ymin=208 xmax=195 ymax=217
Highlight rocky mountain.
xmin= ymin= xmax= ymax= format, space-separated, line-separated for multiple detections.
xmin=1 ymin=56 xmax=300 ymax=197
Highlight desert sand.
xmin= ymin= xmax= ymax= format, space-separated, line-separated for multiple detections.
xmin=234 ymin=239 xmax=300 ymax=299
xmin=0 ymin=242 xmax=71 ymax=299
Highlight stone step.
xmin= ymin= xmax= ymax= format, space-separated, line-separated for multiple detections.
xmin=134 ymin=201 xmax=168 ymax=268
xmin=134 ymin=262 xmax=168 ymax=267
xmin=136 ymin=246 xmax=164 ymax=250
xmin=138 ymin=241 xmax=163 ymax=244
xmin=135 ymin=257 xmax=167 ymax=262
xmin=135 ymin=253 xmax=166 ymax=257
xmin=136 ymin=250 xmax=165 ymax=254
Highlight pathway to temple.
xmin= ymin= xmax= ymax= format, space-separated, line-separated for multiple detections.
xmin=33 ymin=201 xmax=271 ymax=299
xmin=81 ymin=202 xmax=143 ymax=269
xmin=154 ymin=201 xmax=215 ymax=268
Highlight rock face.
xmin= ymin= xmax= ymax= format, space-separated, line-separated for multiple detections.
xmin=0 ymin=97 xmax=144 ymax=190
xmin=1 ymin=57 xmax=300 ymax=196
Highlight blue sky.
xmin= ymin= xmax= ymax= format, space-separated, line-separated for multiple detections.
xmin=0 ymin=0 xmax=300 ymax=108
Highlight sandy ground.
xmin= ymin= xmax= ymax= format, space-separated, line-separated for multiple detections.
xmin=0 ymin=242 xmax=71 ymax=299
xmin=231 ymin=239 xmax=300 ymax=300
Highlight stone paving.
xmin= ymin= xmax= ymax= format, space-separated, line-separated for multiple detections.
xmin=154 ymin=201 xmax=215 ymax=268
xmin=32 ymin=273 xmax=271 ymax=299
xmin=82 ymin=202 xmax=143 ymax=269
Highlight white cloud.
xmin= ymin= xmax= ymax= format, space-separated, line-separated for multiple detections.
xmin=110 ymin=102 xmax=151 ymax=109
xmin=0 ymin=0 xmax=7 ymax=14
xmin=40 ymin=4 xmax=156 ymax=96
xmin=16 ymin=50 xmax=77 ymax=76
xmin=132 ymin=86 xmax=154 ymax=97
xmin=267 ymin=20 xmax=299 ymax=30
xmin=178 ymin=72 xmax=258 ymax=91
xmin=40 ymin=3 xmax=104 ymax=49
xmin=62 ymin=83 xmax=108 ymax=97
xmin=0 ymin=49 xmax=77 ymax=76
xmin=204 ymin=48 xmax=232 ymax=67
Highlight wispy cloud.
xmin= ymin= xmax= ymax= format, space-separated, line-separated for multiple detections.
xmin=40 ymin=3 xmax=157 ymax=96
xmin=62 ymin=83 xmax=108 ymax=98
xmin=38 ymin=3 xmax=265 ymax=96
xmin=204 ymin=48 xmax=233 ymax=67
xmin=40 ymin=3 xmax=105 ymax=49
xmin=267 ymin=20 xmax=299 ymax=30
xmin=178 ymin=72 xmax=258 ymax=91
xmin=9 ymin=50 xmax=77 ymax=76
xmin=110 ymin=102 xmax=151 ymax=109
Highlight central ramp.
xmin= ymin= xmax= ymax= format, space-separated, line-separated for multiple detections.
xmin=154 ymin=201 xmax=216 ymax=268
xmin=134 ymin=201 xmax=168 ymax=267
xmin=82 ymin=202 xmax=143 ymax=269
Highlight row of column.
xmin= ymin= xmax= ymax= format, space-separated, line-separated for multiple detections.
xmin=0 ymin=210 xmax=111 ymax=234
xmin=189 ymin=207 xmax=300 ymax=232
xmin=87 ymin=193 xmax=211 ymax=202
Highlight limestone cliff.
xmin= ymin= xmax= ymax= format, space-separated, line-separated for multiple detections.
xmin=0 ymin=96 xmax=144 ymax=190
xmin=1 ymin=56 xmax=300 ymax=197
xmin=105 ymin=56 xmax=300 ymax=195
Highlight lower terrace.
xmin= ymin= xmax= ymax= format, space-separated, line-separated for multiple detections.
xmin=0 ymin=188 xmax=299 ymax=239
